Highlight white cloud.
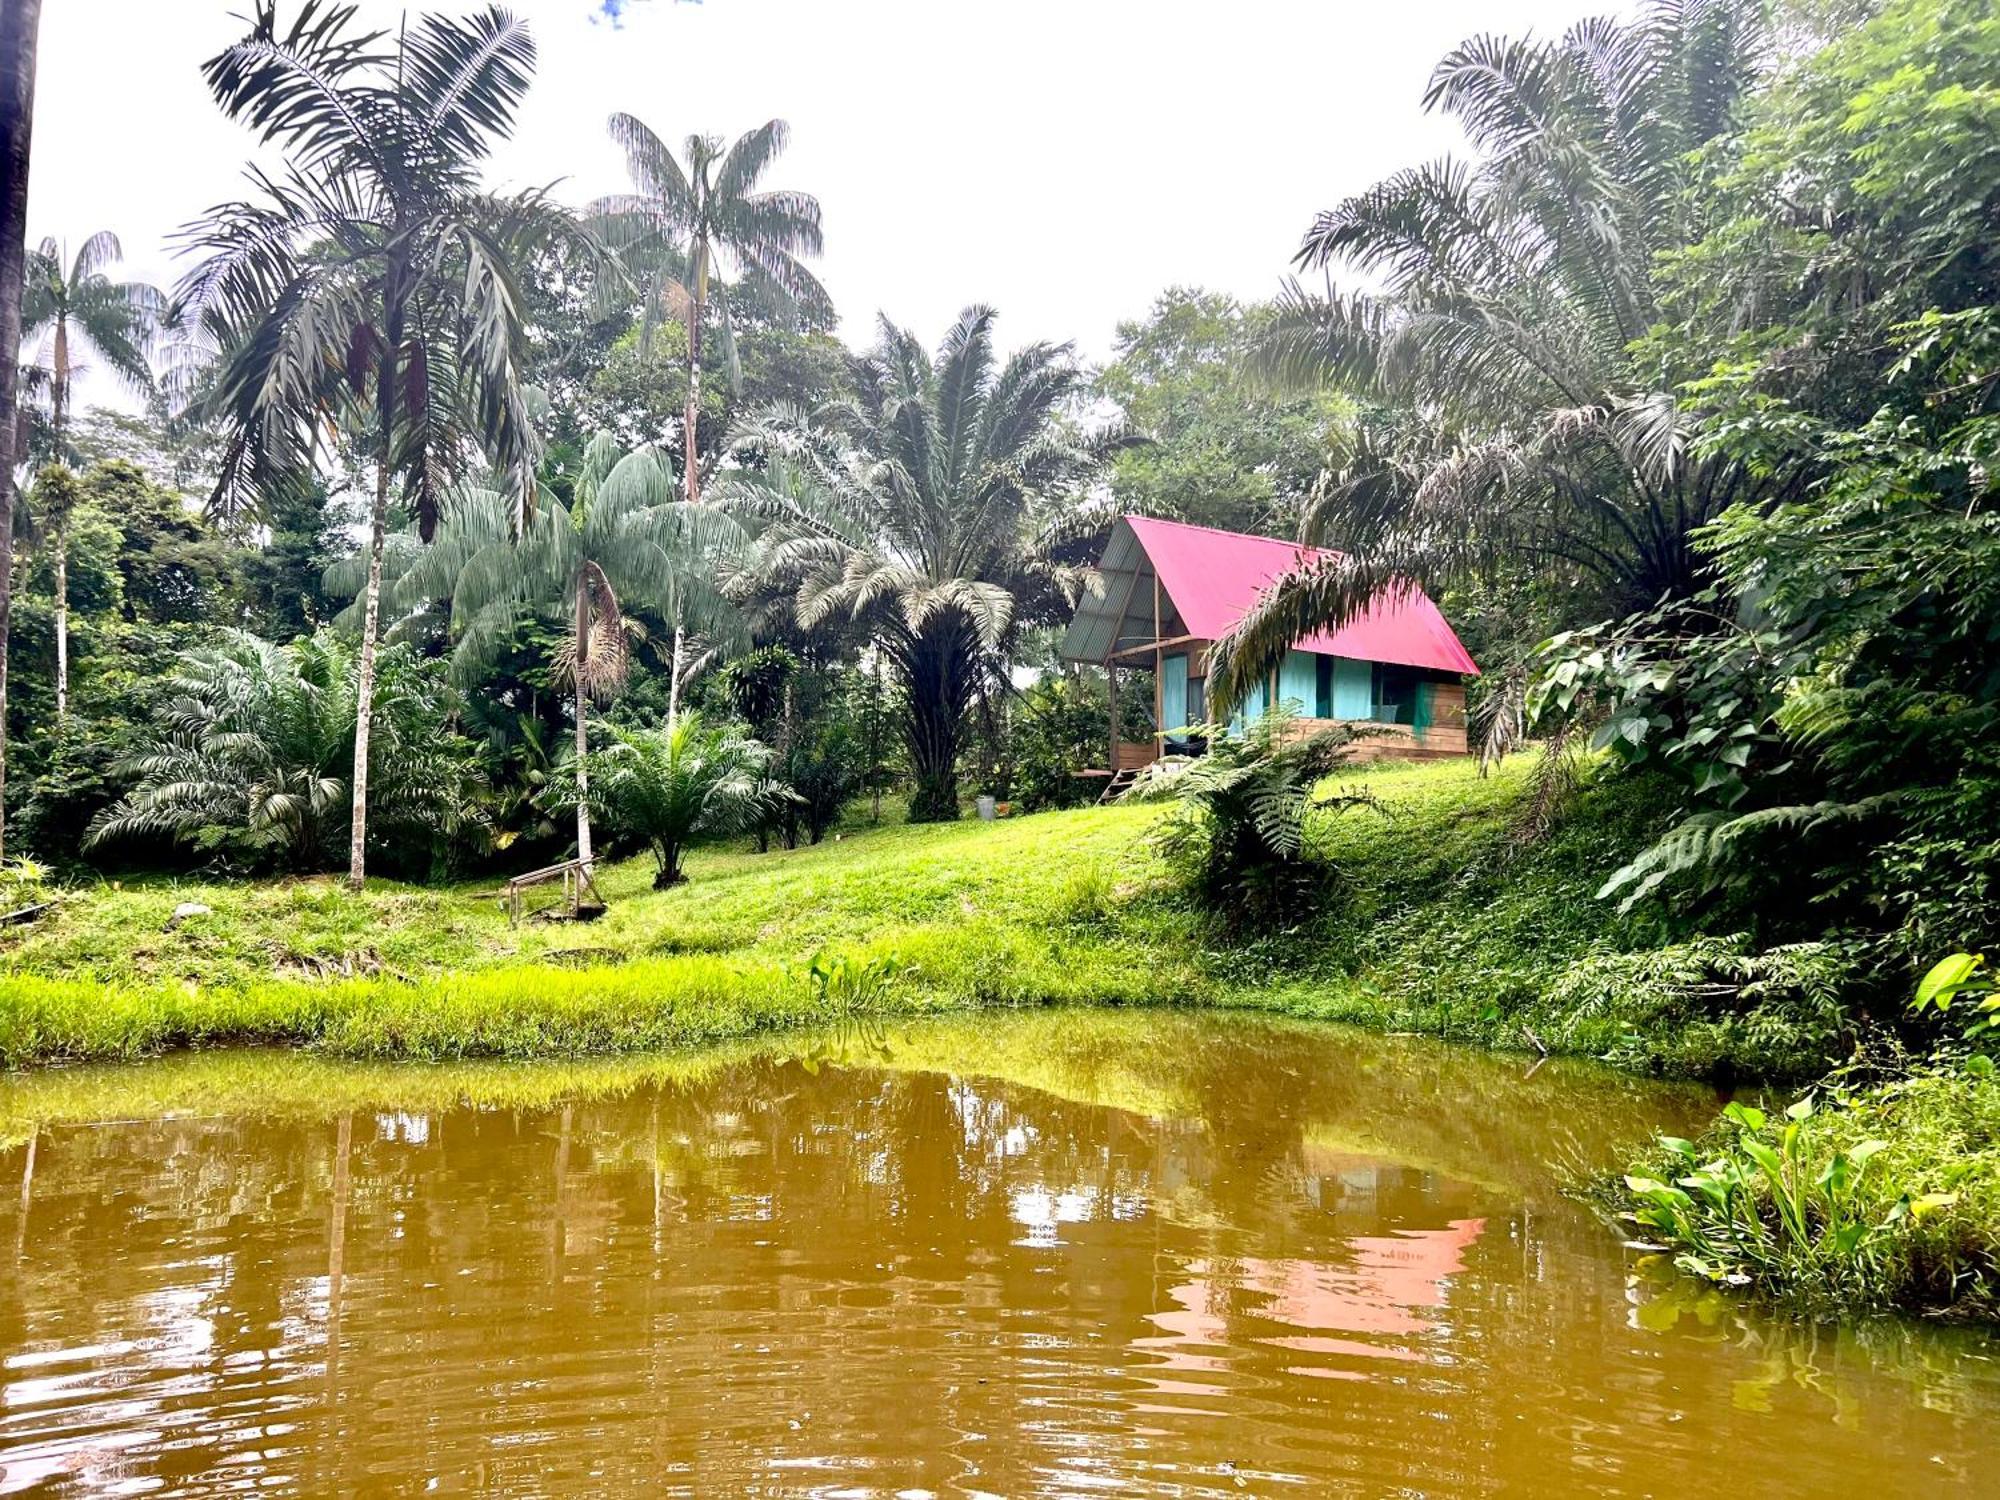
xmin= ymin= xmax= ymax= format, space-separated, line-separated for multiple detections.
xmin=28 ymin=0 xmax=1609 ymax=409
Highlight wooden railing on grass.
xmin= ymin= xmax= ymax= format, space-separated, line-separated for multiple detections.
xmin=494 ymin=858 xmax=605 ymax=928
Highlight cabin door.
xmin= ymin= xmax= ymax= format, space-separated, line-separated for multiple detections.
xmin=1161 ymin=653 xmax=1189 ymax=732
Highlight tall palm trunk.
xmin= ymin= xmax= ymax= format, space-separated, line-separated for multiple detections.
xmin=348 ymin=456 xmax=392 ymax=889
xmin=666 ymin=620 xmax=685 ymax=726
xmin=683 ymin=286 xmax=702 ymax=504
xmin=50 ymin=356 xmax=67 ymax=721
xmin=572 ymin=581 xmax=594 ymax=865
xmin=348 ymin=292 xmax=405 ymax=892
xmin=52 ymin=541 xmax=67 ymax=720
xmin=0 ymin=0 xmax=42 ymax=862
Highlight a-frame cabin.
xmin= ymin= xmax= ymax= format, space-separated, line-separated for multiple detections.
xmin=1059 ymin=516 xmax=1480 ymax=783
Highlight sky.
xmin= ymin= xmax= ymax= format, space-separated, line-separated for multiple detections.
xmin=27 ymin=0 xmax=1613 ymax=408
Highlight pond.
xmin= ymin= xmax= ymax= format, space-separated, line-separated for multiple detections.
xmin=1 ymin=1011 xmax=1995 ymax=1496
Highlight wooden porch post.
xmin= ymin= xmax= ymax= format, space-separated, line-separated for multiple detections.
xmin=1106 ymin=661 xmax=1119 ymax=770
xmin=1152 ymin=576 xmax=1163 ymax=742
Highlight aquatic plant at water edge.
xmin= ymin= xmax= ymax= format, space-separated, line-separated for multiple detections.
xmin=1619 ymin=1073 xmax=2000 ymax=1319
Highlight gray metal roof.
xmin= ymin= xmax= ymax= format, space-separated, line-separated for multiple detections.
xmin=1059 ymin=518 xmax=1162 ymax=663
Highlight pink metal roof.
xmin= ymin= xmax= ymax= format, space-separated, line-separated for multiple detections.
xmin=1126 ymin=515 xmax=1480 ymax=676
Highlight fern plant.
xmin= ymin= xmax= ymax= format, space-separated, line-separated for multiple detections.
xmin=85 ymin=629 xmax=474 ymax=874
xmin=1128 ymin=704 xmax=1374 ymax=930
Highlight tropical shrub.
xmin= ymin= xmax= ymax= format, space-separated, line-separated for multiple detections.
xmin=719 ymin=646 xmax=866 ymax=848
xmin=560 ymin=713 xmax=771 ymax=887
xmin=1129 ymin=706 xmax=1372 ymax=931
xmin=1544 ymin=935 xmax=1858 ymax=1079
xmin=85 ymin=630 xmax=475 ymax=875
xmin=1532 ymin=312 xmax=2000 ymax=959
xmin=1009 ymin=677 xmax=1105 ymax=813
xmin=1008 ymin=674 xmax=1146 ymax=813
xmin=779 ymin=717 xmax=865 ymax=846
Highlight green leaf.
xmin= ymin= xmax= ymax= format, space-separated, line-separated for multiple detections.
xmin=1915 ymin=952 xmax=1985 ymax=1012
xmin=1722 ymin=1101 xmax=1767 ymax=1133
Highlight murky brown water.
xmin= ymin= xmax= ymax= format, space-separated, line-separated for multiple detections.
xmin=2 ymin=1011 xmax=1996 ymax=1497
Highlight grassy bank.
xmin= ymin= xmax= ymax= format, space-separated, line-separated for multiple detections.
xmin=0 ymin=755 xmax=1851 ymax=1075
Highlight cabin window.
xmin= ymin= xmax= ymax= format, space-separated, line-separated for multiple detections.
xmin=1371 ymin=663 xmax=1426 ymax=724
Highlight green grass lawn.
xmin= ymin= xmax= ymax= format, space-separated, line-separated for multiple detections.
xmin=1 ymin=794 xmax=1166 ymax=990
xmin=0 ymin=754 xmax=1803 ymax=1075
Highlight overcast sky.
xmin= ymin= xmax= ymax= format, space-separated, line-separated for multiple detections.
xmin=29 ymin=0 xmax=1611 ymax=406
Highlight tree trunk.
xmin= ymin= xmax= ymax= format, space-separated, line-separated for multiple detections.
xmin=572 ymin=581 xmax=593 ymax=866
xmin=901 ymin=622 xmax=974 ymax=823
xmin=0 ymin=0 xmax=43 ymax=863
xmin=871 ymin=654 xmax=884 ymax=824
xmin=52 ymin=538 xmax=66 ymax=721
xmin=683 ymin=294 xmax=702 ymax=504
xmin=346 ymin=459 xmax=392 ymax=890
xmin=653 ymin=839 xmax=683 ymax=889
xmin=666 ymin=620 xmax=685 ymax=726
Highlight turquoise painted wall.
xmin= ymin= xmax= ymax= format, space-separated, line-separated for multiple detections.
xmin=1230 ymin=653 xmax=1377 ymax=727
xmin=1331 ymin=658 xmax=1373 ymax=719
xmin=1278 ymin=650 xmax=1317 ymax=716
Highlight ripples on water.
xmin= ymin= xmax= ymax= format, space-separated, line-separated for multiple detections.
xmin=1 ymin=1011 xmax=1996 ymax=1496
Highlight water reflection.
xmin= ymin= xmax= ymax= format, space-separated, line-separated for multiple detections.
xmin=0 ymin=1011 xmax=1995 ymax=1496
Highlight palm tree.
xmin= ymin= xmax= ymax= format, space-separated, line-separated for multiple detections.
xmin=565 ymin=713 xmax=771 ymax=888
xmin=591 ymin=115 xmax=827 ymax=502
xmin=725 ymin=307 xmax=1109 ymax=821
xmin=21 ymin=231 xmax=164 ymax=717
xmin=384 ymin=435 xmax=746 ymax=864
xmin=22 ymin=232 xmax=163 ymax=447
xmin=176 ymin=0 xmax=550 ymax=890
xmin=0 ymin=0 xmax=45 ymax=861
xmin=1212 ymin=0 xmax=1779 ymax=720
xmin=85 ymin=629 xmax=468 ymax=872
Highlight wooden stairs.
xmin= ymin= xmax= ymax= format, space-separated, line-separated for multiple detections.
xmin=1098 ymin=766 xmax=1142 ymax=805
